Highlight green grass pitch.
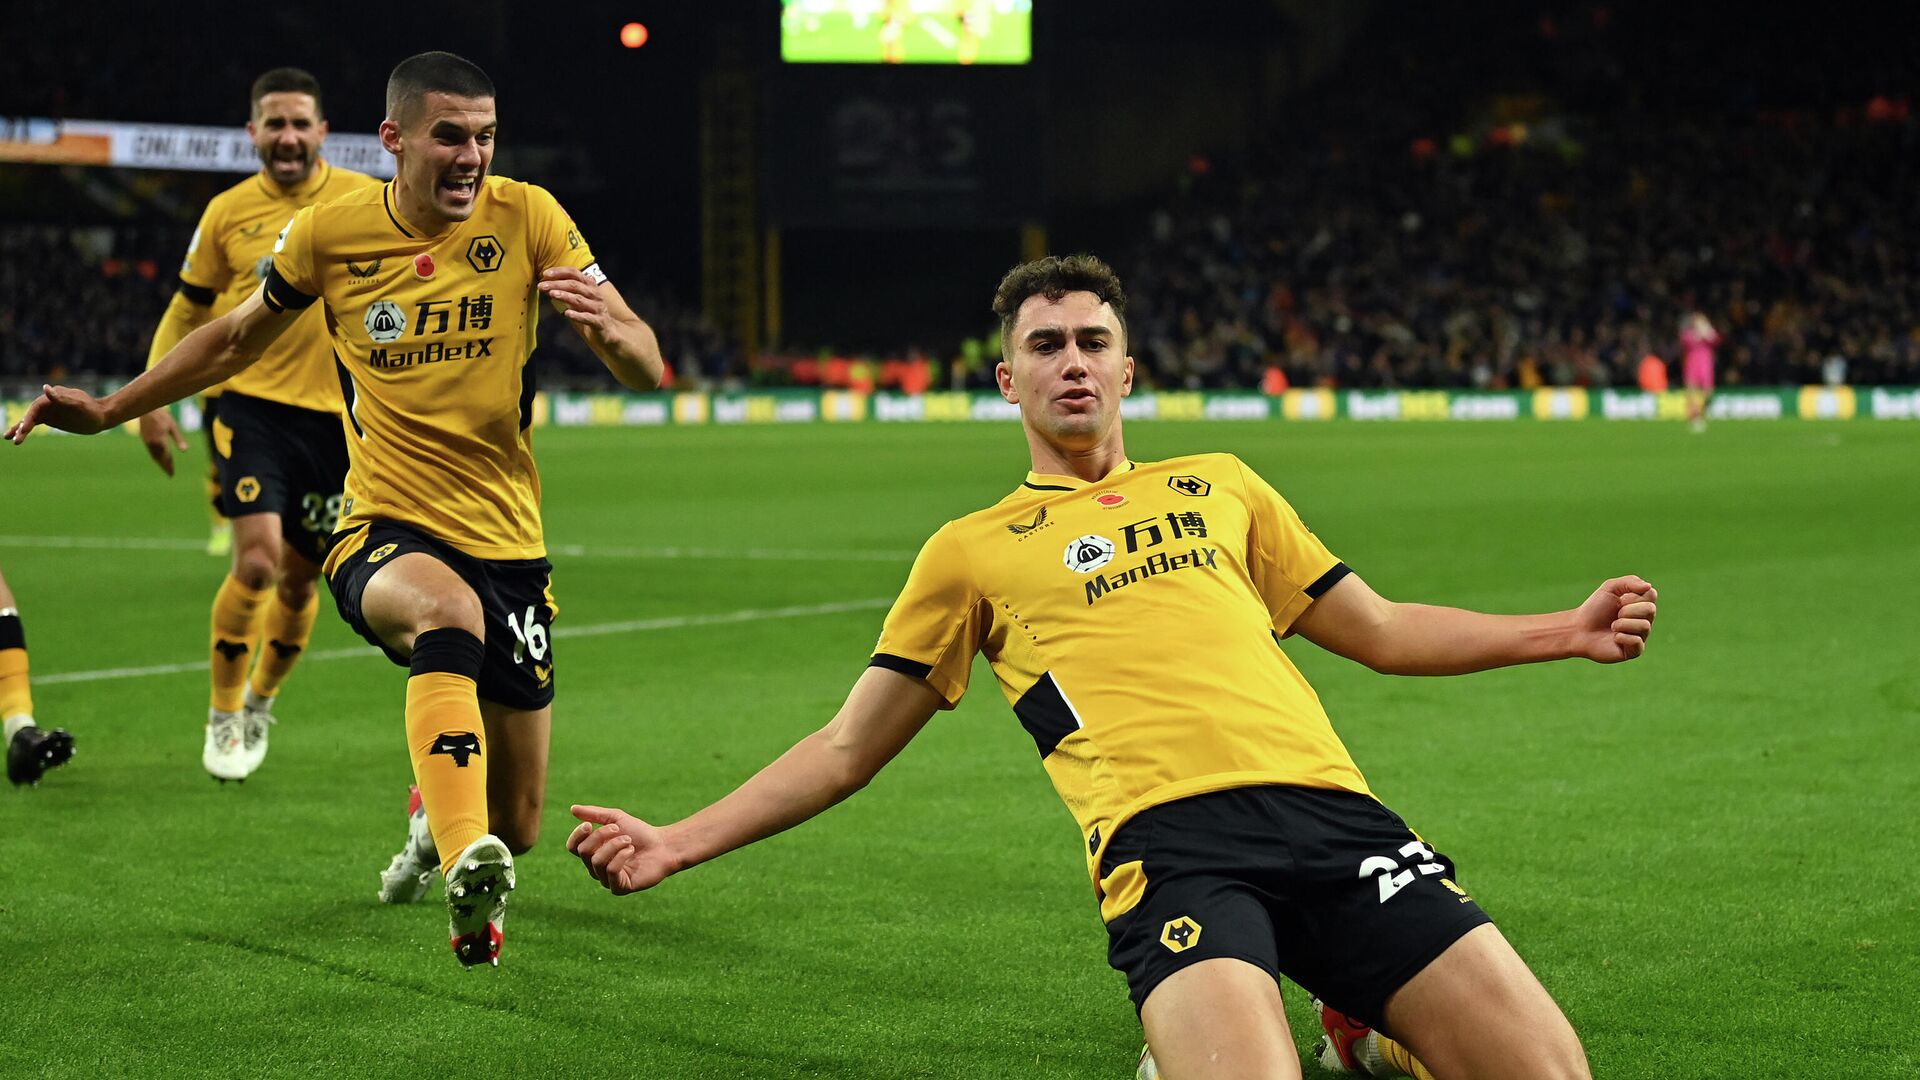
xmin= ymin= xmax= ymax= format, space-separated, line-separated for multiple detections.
xmin=2 ymin=420 xmax=1915 ymax=1077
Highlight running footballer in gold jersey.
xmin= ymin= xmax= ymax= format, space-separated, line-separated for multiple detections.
xmin=135 ymin=68 xmax=379 ymax=785
xmin=11 ymin=51 xmax=665 ymax=971
xmin=269 ymin=173 xmax=593 ymax=560
xmin=565 ymin=256 xmax=1658 ymax=1080
xmin=172 ymin=159 xmax=377 ymax=412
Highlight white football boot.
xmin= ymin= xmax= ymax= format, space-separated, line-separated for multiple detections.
xmin=239 ymin=689 xmax=275 ymax=775
xmin=445 ymin=834 xmax=515 ymax=968
xmin=202 ymin=708 xmax=248 ymax=782
xmin=377 ymin=785 xmax=439 ymax=904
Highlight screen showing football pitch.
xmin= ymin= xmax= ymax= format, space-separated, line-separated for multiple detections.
xmin=781 ymin=0 xmax=1033 ymax=64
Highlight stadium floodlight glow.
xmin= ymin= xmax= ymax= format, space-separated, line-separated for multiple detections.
xmin=781 ymin=0 xmax=1032 ymax=65
xmin=620 ymin=22 xmax=650 ymax=49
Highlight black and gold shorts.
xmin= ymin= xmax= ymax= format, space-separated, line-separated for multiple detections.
xmin=208 ymin=391 xmax=349 ymax=564
xmin=1100 ymin=785 xmax=1491 ymax=1028
xmin=326 ymin=520 xmax=558 ymax=710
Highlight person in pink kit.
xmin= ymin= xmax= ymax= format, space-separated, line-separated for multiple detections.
xmin=1680 ymin=312 xmax=1720 ymax=432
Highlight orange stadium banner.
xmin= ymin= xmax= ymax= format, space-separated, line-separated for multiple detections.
xmin=0 ymin=117 xmax=393 ymax=177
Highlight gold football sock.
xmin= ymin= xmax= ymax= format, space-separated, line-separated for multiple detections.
xmin=249 ymin=590 xmax=319 ymax=701
xmin=405 ymin=628 xmax=489 ymax=876
xmin=209 ymin=576 xmax=269 ymax=712
xmin=1374 ymin=1033 xmax=1436 ymax=1080
xmin=0 ymin=611 xmax=31 ymax=721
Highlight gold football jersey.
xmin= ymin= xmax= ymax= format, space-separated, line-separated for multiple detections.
xmin=176 ymin=160 xmax=378 ymax=410
xmin=267 ymin=175 xmax=604 ymax=560
xmin=872 ymin=453 xmax=1372 ymax=905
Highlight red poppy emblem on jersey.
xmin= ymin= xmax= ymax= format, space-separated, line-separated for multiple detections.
xmin=1094 ymin=493 xmax=1127 ymax=508
xmin=414 ymin=253 xmax=435 ymax=279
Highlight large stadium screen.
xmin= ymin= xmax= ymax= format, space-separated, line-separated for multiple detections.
xmin=781 ymin=0 xmax=1032 ymax=65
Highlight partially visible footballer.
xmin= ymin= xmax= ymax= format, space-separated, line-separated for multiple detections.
xmin=133 ymin=66 xmax=379 ymax=784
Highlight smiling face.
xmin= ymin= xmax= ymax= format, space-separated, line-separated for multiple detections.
xmin=996 ymin=290 xmax=1135 ymax=454
xmin=382 ymin=91 xmax=496 ymax=226
xmin=249 ymin=91 xmax=327 ymax=187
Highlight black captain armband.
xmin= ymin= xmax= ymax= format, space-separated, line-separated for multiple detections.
xmin=868 ymin=653 xmax=933 ymax=680
xmin=261 ymin=264 xmax=318 ymax=313
xmin=1305 ymin=562 xmax=1353 ymax=599
xmin=177 ymin=281 xmax=216 ymax=306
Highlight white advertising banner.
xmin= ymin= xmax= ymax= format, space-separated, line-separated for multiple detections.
xmin=0 ymin=117 xmax=393 ymax=177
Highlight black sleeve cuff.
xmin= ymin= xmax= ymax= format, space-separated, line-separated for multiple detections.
xmin=1305 ymin=561 xmax=1352 ymax=599
xmin=177 ymin=280 xmax=216 ymax=306
xmin=261 ymin=263 xmax=318 ymax=313
xmin=868 ymin=653 xmax=934 ymax=680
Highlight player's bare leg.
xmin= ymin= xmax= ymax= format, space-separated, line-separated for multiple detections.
xmin=361 ymin=553 xmax=513 ymax=965
xmin=1377 ymin=923 xmax=1589 ymax=1080
xmin=360 ymin=553 xmax=484 ymax=654
xmin=480 ymin=699 xmax=550 ymax=854
xmin=1139 ymin=958 xmax=1302 ymax=1080
xmin=227 ymin=510 xmax=283 ymax=591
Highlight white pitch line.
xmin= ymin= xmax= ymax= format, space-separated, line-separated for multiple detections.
xmin=0 ymin=535 xmax=207 ymax=552
xmin=34 ymin=597 xmax=892 ymax=686
xmin=0 ymin=535 xmax=914 ymax=563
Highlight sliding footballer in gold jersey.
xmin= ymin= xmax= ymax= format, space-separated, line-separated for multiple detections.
xmin=269 ymin=175 xmax=594 ymax=561
xmin=566 ymin=255 xmax=1658 ymax=1079
xmin=874 ymin=453 xmax=1371 ymax=895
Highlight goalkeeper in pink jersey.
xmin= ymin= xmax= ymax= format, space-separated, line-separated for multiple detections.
xmin=1681 ymin=312 xmax=1721 ymax=432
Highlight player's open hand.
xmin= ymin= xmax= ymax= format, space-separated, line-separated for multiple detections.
xmin=6 ymin=384 xmax=112 ymax=444
xmin=568 ymin=804 xmax=676 ymax=895
xmin=137 ymin=409 xmax=190 ymax=476
xmin=1574 ymin=576 xmax=1658 ymax=663
xmin=538 ymin=267 xmax=613 ymax=334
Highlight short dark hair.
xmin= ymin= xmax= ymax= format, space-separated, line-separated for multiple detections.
xmin=992 ymin=254 xmax=1129 ymax=358
xmin=385 ymin=51 xmax=495 ymax=125
xmin=250 ymin=67 xmax=323 ymax=119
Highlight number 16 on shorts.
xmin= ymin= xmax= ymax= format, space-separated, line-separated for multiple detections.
xmin=507 ymin=606 xmax=549 ymax=666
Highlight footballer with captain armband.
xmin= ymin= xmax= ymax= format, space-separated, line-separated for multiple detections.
xmin=8 ymin=51 xmax=665 ymax=969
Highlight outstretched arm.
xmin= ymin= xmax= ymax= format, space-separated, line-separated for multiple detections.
xmin=541 ymin=268 xmax=665 ymax=390
xmin=134 ymin=286 xmax=216 ymax=475
xmin=1291 ymin=572 xmax=1658 ymax=675
xmin=7 ymin=286 xmax=297 ymax=443
xmin=567 ymin=665 xmax=945 ymax=895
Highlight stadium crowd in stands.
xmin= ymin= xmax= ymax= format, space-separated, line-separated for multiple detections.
xmin=4 ymin=5 xmax=1914 ymax=393
xmin=0 ymin=226 xmax=182 ymax=391
xmin=1113 ymin=6 xmax=1919 ymax=391
xmin=0 ymin=221 xmax=730 ymax=395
